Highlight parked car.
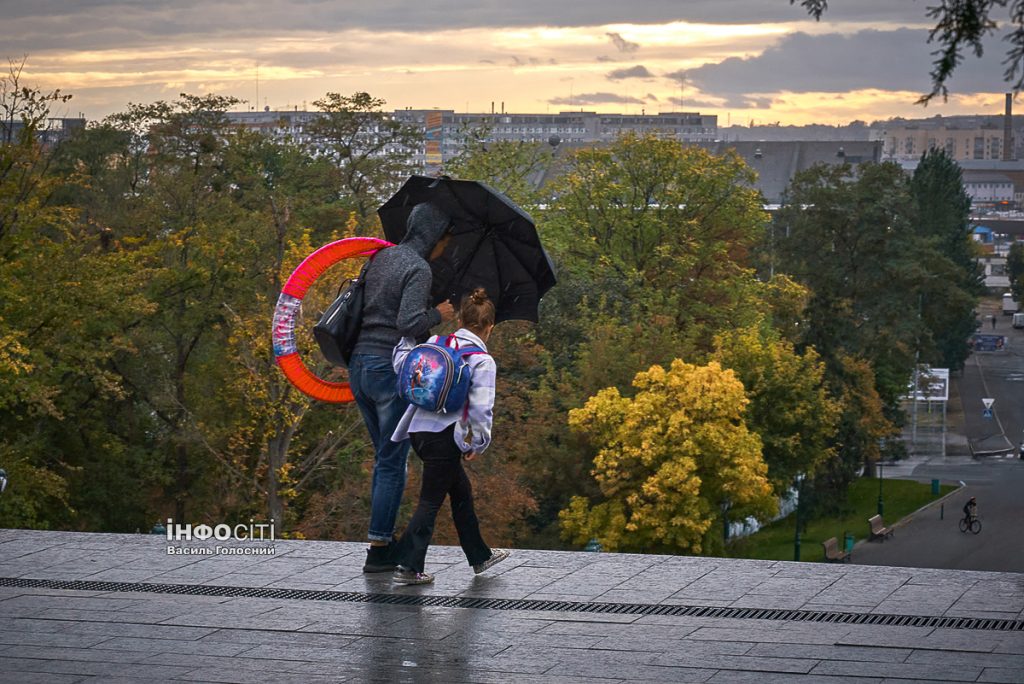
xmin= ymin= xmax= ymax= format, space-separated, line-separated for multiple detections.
xmin=1013 ymin=312 xmax=1024 ymax=328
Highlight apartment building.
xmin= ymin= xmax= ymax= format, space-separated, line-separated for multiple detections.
xmin=392 ymin=109 xmax=717 ymax=171
xmin=225 ymin=107 xmax=717 ymax=173
xmin=880 ymin=124 xmax=1012 ymax=162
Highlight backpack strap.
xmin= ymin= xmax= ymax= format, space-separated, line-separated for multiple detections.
xmin=458 ymin=349 xmax=488 ymax=422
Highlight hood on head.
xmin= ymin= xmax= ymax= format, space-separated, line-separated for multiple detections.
xmin=402 ymin=202 xmax=451 ymax=258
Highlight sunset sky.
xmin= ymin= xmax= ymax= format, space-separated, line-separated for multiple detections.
xmin=6 ymin=1 xmax=1021 ymax=126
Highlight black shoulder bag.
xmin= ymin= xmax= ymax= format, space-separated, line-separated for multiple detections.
xmin=313 ymin=258 xmax=373 ymax=367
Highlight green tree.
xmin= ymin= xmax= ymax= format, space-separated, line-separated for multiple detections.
xmin=96 ymin=93 xmax=258 ymax=522
xmin=1008 ymin=242 xmax=1024 ymax=302
xmin=0 ymin=62 xmax=155 ymax=529
xmin=560 ymin=360 xmax=776 ymax=555
xmin=444 ymin=126 xmax=554 ymax=209
xmin=773 ymin=162 xmax=925 ymax=408
xmin=910 ymin=149 xmax=983 ymax=371
xmin=541 ymin=132 xmax=768 ymax=359
xmin=304 ymin=92 xmax=421 ymax=229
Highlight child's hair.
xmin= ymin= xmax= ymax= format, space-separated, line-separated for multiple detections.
xmin=460 ymin=287 xmax=495 ymax=334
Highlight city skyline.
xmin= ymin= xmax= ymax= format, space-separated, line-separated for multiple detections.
xmin=6 ymin=1 xmax=1023 ymax=125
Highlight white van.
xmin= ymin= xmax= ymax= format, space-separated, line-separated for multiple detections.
xmin=1003 ymin=293 xmax=1019 ymax=315
xmin=1014 ymin=312 xmax=1024 ymax=328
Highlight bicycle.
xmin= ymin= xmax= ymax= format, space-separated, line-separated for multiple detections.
xmin=958 ymin=515 xmax=981 ymax=534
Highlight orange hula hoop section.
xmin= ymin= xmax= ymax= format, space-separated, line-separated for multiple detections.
xmin=272 ymin=236 xmax=393 ymax=403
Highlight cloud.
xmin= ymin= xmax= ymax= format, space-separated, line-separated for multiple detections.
xmin=606 ymin=31 xmax=640 ymax=53
xmin=607 ymin=65 xmax=654 ymax=80
xmin=0 ymin=0 xmax=927 ymax=53
xmin=722 ymin=95 xmax=775 ymax=108
xmin=548 ymin=91 xmax=645 ymax=106
xmin=596 ymin=55 xmax=616 ymax=63
xmin=685 ymin=28 xmax=1011 ymax=97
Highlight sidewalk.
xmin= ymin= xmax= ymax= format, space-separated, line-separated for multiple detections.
xmin=2 ymin=528 xmax=1023 ymax=682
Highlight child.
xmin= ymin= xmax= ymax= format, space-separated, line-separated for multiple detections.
xmin=388 ymin=288 xmax=510 ymax=585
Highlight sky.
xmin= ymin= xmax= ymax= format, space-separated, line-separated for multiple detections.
xmin=6 ymin=0 xmax=1022 ymax=126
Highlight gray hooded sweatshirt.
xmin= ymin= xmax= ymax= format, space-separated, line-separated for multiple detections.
xmin=352 ymin=202 xmax=450 ymax=358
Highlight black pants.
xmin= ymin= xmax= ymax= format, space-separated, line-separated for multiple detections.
xmin=394 ymin=425 xmax=491 ymax=573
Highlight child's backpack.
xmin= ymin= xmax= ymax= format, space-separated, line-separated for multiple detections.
xmin=397 ymin=335 xmax=485 ymax=414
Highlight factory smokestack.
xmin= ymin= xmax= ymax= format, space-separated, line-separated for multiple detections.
xmin=1004 ymin=93 xmax=1013 ymax=161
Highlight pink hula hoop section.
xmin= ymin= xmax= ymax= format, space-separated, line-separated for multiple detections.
xmin=272 ymin=236 xmax=393 ymax=403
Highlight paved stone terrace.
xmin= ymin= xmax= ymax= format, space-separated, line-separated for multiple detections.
xmin=1 ymin=529 xmax=1023 ymax=683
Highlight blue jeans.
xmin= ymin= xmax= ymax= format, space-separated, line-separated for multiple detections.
xmin=349 ymin=353 xmax=412 ymax=542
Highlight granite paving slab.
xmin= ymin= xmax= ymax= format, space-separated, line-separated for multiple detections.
xmin=1 ymin=529 xmax=1022 ymax=682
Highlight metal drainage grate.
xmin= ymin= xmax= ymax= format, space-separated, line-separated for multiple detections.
xmin=2 ymin=577 xmax=1020 ymax=632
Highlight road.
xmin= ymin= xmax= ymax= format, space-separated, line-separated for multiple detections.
xmin=853 ymin=460 xmax=1024 ymax=572
xmin=960 ymin=307 xmax=1024 ymax=453
xmin=853 ymin=298 xmax=1024 ymax=573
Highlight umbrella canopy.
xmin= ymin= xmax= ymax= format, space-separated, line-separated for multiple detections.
xmin=378 ymin=175 xmax=556 ymax=323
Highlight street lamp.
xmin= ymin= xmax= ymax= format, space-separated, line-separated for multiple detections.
xmin=877 ymin=438 xmax=886 ymax=516
xmin=793 ymin=473 xmax=806 ymax=562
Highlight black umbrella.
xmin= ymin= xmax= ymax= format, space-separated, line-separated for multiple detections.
xmin=378 ymin=175 xmax=556 ymax=323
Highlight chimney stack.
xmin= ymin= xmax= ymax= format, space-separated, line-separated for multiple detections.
xmin=1004 ymin=93 xmax=1013 ymax=161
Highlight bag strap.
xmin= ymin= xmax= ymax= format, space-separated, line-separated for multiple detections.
xmin=334 ymin=251 xmax=379 ymax=298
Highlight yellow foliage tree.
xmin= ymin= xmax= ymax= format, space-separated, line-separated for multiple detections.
xmin=560 ymin=359 xmax=776 ymax=554
xmin=713 ymin=322 xmax=840 ymax=492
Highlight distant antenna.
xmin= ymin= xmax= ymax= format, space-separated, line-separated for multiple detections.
xmin=255 ymin=62 xmax=259 ymax=113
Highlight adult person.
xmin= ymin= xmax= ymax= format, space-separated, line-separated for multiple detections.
xmin=350 ymin=202 xmax=455 ymax=572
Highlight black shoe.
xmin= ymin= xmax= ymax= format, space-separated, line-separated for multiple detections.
xmin=363 ymin=543 xmax=397 ymax=573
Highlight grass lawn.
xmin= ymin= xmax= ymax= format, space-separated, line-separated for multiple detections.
xmin=726 ymin=477 xmax=958 ymax=562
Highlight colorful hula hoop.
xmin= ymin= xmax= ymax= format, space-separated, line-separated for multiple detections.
xmin=272 ymin=236 xmax=393 ymax=403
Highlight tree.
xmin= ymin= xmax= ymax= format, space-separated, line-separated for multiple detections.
xmin=560 ymin=360 xmax=776 ymax=555
xmin=773 ymin=162 xmax=926 ymax=408
xmin=805 ymin=353 xmax=896 ymax=513
xmin=1008 ymin=242 xmax=1024 ymax=302
xmin=96 ymin=93 xmax=258 ymax=522
xmin=0 ymin=61 xmax=155 ymax=529
xmin=713 ymin=322 xmax=840 ymax=492
xmin=443 ymin=126 xmax=554 ymax=209
xmin=542 ymin=132 xmax=768 ymax=358
xmin=792 ymin=0 xmax=1024 ymax=102
xmin=910 ymin=149 xmax=983 ymax=371
xmin=304 ymin=92 xmax=421 ymax=229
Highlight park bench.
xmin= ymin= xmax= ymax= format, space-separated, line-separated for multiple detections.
xmin=868 ymin=514 xmax=893 ymax=541
xmin=821 ymin=536 xmax=851 ymax=563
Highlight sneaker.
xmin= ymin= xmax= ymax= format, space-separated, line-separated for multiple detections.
xmin=392 ymin=566 xmax=434 ymax=585
xmin=473 ymin=548 xmax=510 ymax=574
xmin=362 ymin=543 xmax=397 ymax=573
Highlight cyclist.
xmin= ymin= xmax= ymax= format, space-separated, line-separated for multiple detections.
xmin=962 ymin=496 xmax=977 ymax=524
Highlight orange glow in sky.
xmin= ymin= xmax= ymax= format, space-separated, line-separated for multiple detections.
xmin=8 ymin=8 xmax=1016 ymax=126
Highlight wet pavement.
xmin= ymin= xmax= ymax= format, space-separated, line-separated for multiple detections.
xmin=1 ymin=528 xmax=1023 ymax=682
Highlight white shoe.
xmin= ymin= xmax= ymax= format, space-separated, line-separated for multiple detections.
xmin=473 ymin=548 xmax=510 ymax=574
